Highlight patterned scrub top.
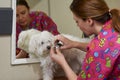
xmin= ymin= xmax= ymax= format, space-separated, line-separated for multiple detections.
xmin=77 ymin=20 xmax=120 ymax=80
xmin=16 ymin=11 xmax=59 ymax=55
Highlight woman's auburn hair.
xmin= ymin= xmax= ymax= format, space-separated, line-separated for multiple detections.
xmin=70 ymin=0 xmax=120 ymax=33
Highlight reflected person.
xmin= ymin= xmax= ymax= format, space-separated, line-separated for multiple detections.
xmin=16 ymin=0 xmax=59 ymax=58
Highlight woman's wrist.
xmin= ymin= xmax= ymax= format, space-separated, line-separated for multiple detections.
xmin=72 ymin=41 xmax=79 ymax=48
xmin=72 ymin=41 xmax=88 ymax=51
xmin=61 ymin=58 xmax=77 ymax=80
xmin=59 ymin=57 xmax=67 ymax=68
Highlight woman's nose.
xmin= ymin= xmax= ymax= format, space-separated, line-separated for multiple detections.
xmin=19 ymin=15 xmax=23 ymax=20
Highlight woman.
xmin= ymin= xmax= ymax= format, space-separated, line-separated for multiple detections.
xmin=50 ymin=0 xmax=120 ymax=80
xmin=16 ymin=0 xmax=59 ymax=58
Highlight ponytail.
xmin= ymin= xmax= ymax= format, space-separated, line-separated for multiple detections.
xmin=110 ymin=9 xmax=120 ymax=33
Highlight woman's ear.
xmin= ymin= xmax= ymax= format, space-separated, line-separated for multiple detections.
xmin=86 ymin=18 xmax=94 ymax=27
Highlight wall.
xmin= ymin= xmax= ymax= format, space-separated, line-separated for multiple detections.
xmin=50 ymin=0 xmax=83 ymax=37
xmin=0 ymin=0 xmax=42 ymax=80
xmin=0 ymin=0 xmax=120 ymax=80
xmin=27 ymin=0 xmax=49 ymax=15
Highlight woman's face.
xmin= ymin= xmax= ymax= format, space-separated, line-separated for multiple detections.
xmin=16 ymin=5 xmax=30 ymax=27
xmin=73 ymin=13 xmax=94 ymax=36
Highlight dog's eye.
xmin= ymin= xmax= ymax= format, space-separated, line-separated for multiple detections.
xmin=41 ymin=42 xmax=44 ymax=45
xmin=48 ymin=40 xmax=51 ymax=42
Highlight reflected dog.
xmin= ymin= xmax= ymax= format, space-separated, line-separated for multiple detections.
xmin=18 ymin=29 xmax=90 ymax=80
xmin=17 ymin=29 xmax=41 ymax=58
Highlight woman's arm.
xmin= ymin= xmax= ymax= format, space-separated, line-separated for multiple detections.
xmin=61 ymin=58 xmax=78 ymax=80
xmin=50 ymin=47 xmax=77 ymax=80
xmin=72 ymin=41 xmax=88 ymax=52
xmin=55 ymin=35 xmax=89 ymax=52
xmin=16 ymin=50 xmax=28 ymax=58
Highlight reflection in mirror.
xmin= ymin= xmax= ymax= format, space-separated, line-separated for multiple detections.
xmin=11 ymin=0 xmax=59 ymax=65
xmin=11 ymin=0 xmax=83 ymax=65
xmin=11 ymin=0 xmax=120 ymax=65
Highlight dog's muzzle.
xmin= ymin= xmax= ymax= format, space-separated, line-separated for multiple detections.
xmin=47 ymin=46 xmax=51 ymax=50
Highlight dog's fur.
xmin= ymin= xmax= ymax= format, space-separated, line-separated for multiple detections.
xmin=17 ymin=29 xmax=41 ymax=58
xmin=17 ymin=29 xmax=90 ymax=80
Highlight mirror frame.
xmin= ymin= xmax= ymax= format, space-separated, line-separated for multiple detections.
xmin=11 ymin=0 xmax=50 ymax=65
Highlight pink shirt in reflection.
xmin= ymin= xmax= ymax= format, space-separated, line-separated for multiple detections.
xmin=16 ymin=11 xmax=59 ymax=55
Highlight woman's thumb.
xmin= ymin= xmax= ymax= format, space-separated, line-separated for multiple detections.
xmin=55 ymin=47 xmax=61 ymax=54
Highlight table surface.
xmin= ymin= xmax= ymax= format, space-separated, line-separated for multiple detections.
xmin=54 ymin=76 xmax=67 ymax=80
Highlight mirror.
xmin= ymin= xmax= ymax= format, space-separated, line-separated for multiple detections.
xmin=11 ymin=0 xmax=51 ymax=65
xmin=10 ymin=0 xmax=96 ymax=65
xmin=11 ymin=0 xmax=82 ymax=65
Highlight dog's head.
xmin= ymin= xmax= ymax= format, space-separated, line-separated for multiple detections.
xmin=29 ymin=31 xmax=55 ymax=57
xmin=17 ymin=29 xmax=41 ymax=53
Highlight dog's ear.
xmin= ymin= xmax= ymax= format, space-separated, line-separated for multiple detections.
xmin=17 ymin=30 xmax=28 ymax=49
xmin=28 ymin=35 xmax=38 ymax=53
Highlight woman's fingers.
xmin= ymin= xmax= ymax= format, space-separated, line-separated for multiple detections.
xmin=50 ymin=47 xmax=55 ymax=57
xmin=55 ymin=47 xmax=61 ymax=54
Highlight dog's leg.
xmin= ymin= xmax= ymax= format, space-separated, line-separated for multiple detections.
xmin=42 ymin=65 xmax=54 ymax=80
xmin=41 ymin=57 xmax=54 ymax=80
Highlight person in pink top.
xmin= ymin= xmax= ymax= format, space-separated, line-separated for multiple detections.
xmin=16 ymin=0 xmax=59 ymax=58
xmin=50 ymin=0 xmax=120 ymax=80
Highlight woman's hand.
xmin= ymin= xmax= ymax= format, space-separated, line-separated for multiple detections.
xmin=55 ymin=35 xmax=74 ymax=50
xmin=16 ymin=50 xmax=28 ymax=58
xmin=50 ymin=47 xmax=77 ymax=80
xmin=50 ymin=47 xmax=66 ymax=66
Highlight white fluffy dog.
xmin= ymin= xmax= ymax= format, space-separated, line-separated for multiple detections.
xmin=17 ymin=29 xmax=90 ymax=80
xmin=17 ymin=29 xmax=41 ymax=58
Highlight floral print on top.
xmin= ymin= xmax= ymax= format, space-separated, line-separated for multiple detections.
xmin=77 ymin=20 xmax=120 ymax=80
xmin=16 ymin=11 xmax=59 ymax=55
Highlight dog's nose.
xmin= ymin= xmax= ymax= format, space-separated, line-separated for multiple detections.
xmin=47 ymin=46 xmax=51 ymax=50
